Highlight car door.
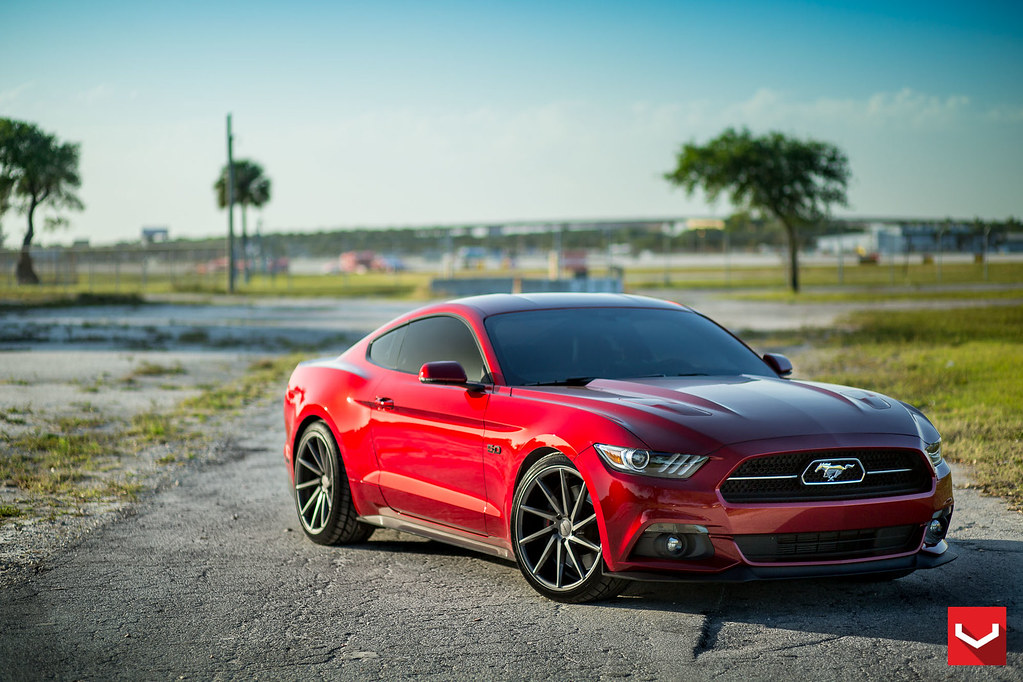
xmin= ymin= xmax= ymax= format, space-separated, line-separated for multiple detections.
xmin=368 ymin=315 xmax=490 ymax=535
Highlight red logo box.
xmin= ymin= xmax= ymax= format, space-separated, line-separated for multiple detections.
xmin=948 ymin=606 xmax=1007 ymax=666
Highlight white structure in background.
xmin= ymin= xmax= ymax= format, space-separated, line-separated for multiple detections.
xmin=817 ymin=223 xmax=901 ymax=255
xmin=141 ymin=226 xmax=169 ymax=244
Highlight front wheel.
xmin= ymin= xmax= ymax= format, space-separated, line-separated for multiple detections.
xmin=511 ymin=453 xmax=626 ymax=602
xmin=293 ymin=421 xmax=374 ymax=546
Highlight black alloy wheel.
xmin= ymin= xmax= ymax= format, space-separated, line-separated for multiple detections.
xmin=511 ymin=453 xmax=626 ymax=602
xmin=293 ymin=421 xmax=374 ymax=545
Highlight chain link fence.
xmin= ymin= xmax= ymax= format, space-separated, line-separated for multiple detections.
xmin=0 ymin=243 xmax=296 ymax=293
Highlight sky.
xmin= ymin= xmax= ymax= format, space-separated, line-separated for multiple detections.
xmin=1 ymin=0 xmax=1022 ymax=245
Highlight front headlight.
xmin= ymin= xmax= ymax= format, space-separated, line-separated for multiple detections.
xmin=924 ymin=438 xmax=943 ymax=470
xmin=594 ymin=444 xmax=708 ymax=479
xmin=907 ymin=406 xmax=944 ymax=471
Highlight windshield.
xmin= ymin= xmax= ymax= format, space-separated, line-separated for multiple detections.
xmin=484 ymin=307 xmax=773 ymax=386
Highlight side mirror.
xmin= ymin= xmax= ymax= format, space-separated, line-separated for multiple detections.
xmin=763 ymin=353 xmax=793 ymax=377
xmin=419 ymin=361 xmax=486 ymax=391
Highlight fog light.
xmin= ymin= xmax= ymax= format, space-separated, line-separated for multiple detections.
xmin=924 ymin=506 xmax=952 ymax=546
xmin=656 ymin=534 xmax=687 ymax=558
xmin=924 ymin=520 xmax=945 ymax=545
xmin=630 ymin=525 xmax=715 ymax=561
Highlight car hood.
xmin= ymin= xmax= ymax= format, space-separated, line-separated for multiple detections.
xmin=519 ymin=375 xmax=920 ymax=454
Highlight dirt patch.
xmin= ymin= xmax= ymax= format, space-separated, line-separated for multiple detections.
xmin=0 ymin=298 xmax=415 ymax=587
xmin=0 ymin=350 xmax=270 ymax=587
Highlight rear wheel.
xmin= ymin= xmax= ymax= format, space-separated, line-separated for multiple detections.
xmin=511 ymin=453 xmax=626 ymax=602
xmin=293 ymin=422 xmax=374 ymax=545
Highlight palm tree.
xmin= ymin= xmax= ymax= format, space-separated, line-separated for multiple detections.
xmin=214 ymin=159 xmax=271 ymax=282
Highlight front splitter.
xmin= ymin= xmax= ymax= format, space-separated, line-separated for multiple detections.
xmin=610 ymin=543 xmax=958 ymax=583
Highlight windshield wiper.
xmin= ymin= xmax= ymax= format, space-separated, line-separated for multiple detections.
xmin=523 ymin=376 xmax=596 ymax=386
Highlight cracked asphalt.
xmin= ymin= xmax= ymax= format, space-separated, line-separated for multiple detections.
xmin=1 ymin=297 xmax=1021 ymax=680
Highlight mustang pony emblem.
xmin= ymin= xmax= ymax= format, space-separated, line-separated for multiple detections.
xmin=815 ymin=462 xmax=855 ymax=481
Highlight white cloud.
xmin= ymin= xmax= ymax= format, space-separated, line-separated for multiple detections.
xmin=667 ymin=87 xmax=975 ymax=135
xmin=0 ymin=82 xmax=33 ymax=108
xmin=861 ymin=88 xmax=970 ymax=128
xmin=984 ymin=105 xmax=1023 ymax=123
xmin=624 ymin=87 xmax=981 ymax=141
xmin=77 ymin=84 xmax=114 ymax=105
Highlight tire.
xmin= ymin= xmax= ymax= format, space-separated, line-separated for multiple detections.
xmin=293 ymin=421 xmax=374 ymax=546
xmin=511 ymin=453 xmax=626 ymax=603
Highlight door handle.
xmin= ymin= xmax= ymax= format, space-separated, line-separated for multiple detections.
xmin=375 ymin=397 xmax=395 ymax=411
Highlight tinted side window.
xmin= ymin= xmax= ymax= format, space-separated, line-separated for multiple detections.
xmin=396 ymin=316 xmax=487 ymax=382
xmin=367 ymin=324 xmax=407 ymax=370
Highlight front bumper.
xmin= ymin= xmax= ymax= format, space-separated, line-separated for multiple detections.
xmin=576 ymin=436 xmax=956 ymax=578
xmin=610 ymin=540 xmax=957 ymax=582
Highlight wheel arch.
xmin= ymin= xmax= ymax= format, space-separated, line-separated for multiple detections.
xmin=508 ymin=441 xmax=623 ymax=570
xmin=291 ymin=408 xmax=345 ymax=464
xmin=293 ymin=413 xmax=325 ymax=457
xmin=513 ymin=445 xmax=562 ymax=493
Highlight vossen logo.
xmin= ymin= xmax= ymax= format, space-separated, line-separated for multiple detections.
xmin=948 ymin=607 xmax=1007 ymax=666
xmin=800 ymin=458 xmax=865 ymax=485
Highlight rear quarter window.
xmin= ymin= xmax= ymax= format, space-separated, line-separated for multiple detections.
xmin=367 ymin=324 xmax=407 ymax=370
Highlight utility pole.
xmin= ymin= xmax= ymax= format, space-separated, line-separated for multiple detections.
xmin=226 ymin=114 xmax=236 ymax=293
xmin=723 ymin=227 xmax=730 ymax=286
xmin=937 ymin=220 xmax=947 ymax=283
xmin=662 ymin=222 xmax=671 ymax=287
xmin=984 ymin=223 xmax=991 ymax=281
xmin=551 ymin=224 xmax=563 ymax=280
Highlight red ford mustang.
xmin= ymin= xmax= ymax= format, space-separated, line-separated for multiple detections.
xmin=283 ymin=293 xmax=955 ymax=602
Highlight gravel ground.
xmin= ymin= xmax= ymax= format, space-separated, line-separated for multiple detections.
xmin=0 ymin=398 xmax=1018 ymax=680
xmin=0 ymin=298 xmax=415 ymax=587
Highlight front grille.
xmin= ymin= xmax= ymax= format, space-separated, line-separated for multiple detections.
xmin=735 ymin=524 xmax=923 ymax=563
xmin=719 ymin=449 xmax=931 ymax=503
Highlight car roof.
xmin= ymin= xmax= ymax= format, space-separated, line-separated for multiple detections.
xmin=448 ymin=293 xmax=693 ymax=317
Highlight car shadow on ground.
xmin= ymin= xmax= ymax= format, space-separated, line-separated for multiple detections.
xmin=605 ymin=538 xmax=1021 ymax=651
xmin=343 ymin=534 xmax=1019 ymax=652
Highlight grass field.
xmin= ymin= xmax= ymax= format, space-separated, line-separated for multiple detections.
xmin=0 ymin=353 xmax=307 ymax=518
xmin=628 ymin=261 xmax=1023 ymax=290
xmin=1 ymin=261 xmax=1020 ymax=303
xmin=803 ymin=306 xmax=1023 ymax=511
xmin=724 ymin=287 xmax=1023 ymax=304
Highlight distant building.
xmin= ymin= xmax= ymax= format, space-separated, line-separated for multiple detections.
xmin=142 ymin=227 xmax=169 ymax=244
xmin=685 ymin=218 xmax=725 ymax=230
xmin=817 ymin=224 xmax=897 ymax=255
xmin=1004 ymin=232 xmax=1023 ymax=253
xmin=817 ymin=222 xmax=988 ymax=255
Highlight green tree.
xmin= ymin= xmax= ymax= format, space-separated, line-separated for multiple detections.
xmin=0 ymin=118 xmax=83 ymax=284
xmin=214 ymin=159 xmax=271 ymax=282
xmin=664 ymin=127 xmax=850 ymax=292
xmin=0 ymin=173 xmax=11 ymax=249
xmin=0 ymin=120 xmax=15 ymax=248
